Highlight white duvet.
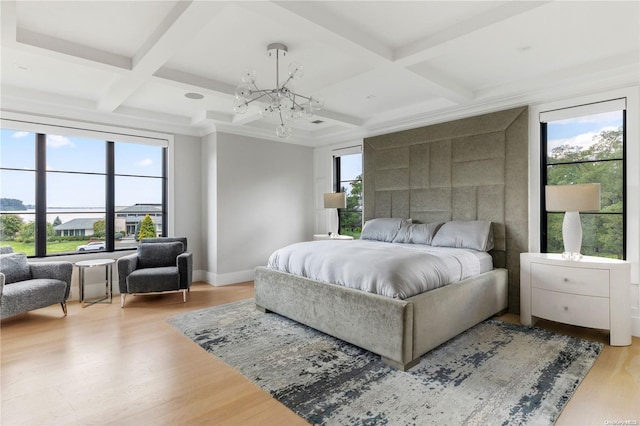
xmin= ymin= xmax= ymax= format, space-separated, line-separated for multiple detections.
xmin=267 ymin=239 xmax=493 ymax=299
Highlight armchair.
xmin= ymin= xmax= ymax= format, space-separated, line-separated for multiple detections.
xmin=117 ymin=237 xmax=192 ymax=308
xmin=1 ymin=248 xmax=73 ymax=319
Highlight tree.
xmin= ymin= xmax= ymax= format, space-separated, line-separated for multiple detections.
xmin=340 ymin=174 xmax=363 ymax=236
xmin=0 ymin=214 xmax=24 ymax=239
xmin=53 ymin=216 xmax=62 ymax=227
xmin=137 ymin=215 xmax=156 ymax=240
xmin=93 ymin=220 xmax=106 ymax=238
xmin=19 ymin=221 xmax=35 ymax=243
xmin=0 ymin=198 xmax=27 ymax=211
xmin=547 ymin=126 xmax=624 ymax=258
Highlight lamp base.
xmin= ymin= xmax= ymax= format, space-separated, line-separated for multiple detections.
xmin=561 ymin=251 xmax=583 ymax=261
xmin=562 ymin=211 xmax=583 ymax=258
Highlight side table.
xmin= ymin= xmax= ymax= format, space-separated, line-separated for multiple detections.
xmin=520 ymin=252 xmax=631 ymax=346
xmin=75 ymin=258 xmax=114 ymax=307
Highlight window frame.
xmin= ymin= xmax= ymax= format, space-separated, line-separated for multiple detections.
xmin=332 ymin=150 xmax=363 ymax=236
xmin=1 ymin=118 xmax=170 ymax=258
xmin=539 ymin=103 xmax=627 ymax=259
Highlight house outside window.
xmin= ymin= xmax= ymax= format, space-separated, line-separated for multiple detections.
xmin=541 ymin=99 xmax=626 ymax=259
xmin=0 ymin=125 xmax=167 ymax=257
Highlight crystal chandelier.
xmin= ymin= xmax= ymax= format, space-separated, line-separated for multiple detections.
xmin=234 ymin=43 xmax=324 ymax=138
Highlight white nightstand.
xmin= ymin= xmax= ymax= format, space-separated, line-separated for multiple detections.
xmin=520 ymin=253 xmax=631 ymax=346
xmin=313 ymin=234 xmax=354 ymax=241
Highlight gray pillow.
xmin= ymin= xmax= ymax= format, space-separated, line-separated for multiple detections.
xmin=392 ymin=223 xmax=443 ymax=245
xmin=138 ymin=241 xmax=184 ymax=268
xmin=0 ymin=252 xmax=31 ymax=284
xmin=431 ymin=220 xmax=494 ymax=251
xmin=360 ymin=218 xmax=410 ymax=242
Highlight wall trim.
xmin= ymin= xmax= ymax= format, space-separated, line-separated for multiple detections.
xmin=202 ymin=269 xmax=255 ymax=287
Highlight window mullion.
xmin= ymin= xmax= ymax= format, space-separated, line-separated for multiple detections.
xmin=106 ymin=142 xmax=115 ymax=251
xmin=540 ymin=122 xmax=548 ymax=253
xmin=35 ymin=134 xmax=47 ymax=257
xmin=161 ymin=147 xmax=168 ymax=237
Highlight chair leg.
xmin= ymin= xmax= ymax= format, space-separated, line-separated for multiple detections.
xmin=182 ymin=289 xmax=187 ymax=303
xmin=120 ymin=294 xmax=126 ymax=308
xmin=61 ymin=302 xmax=67 ymax=316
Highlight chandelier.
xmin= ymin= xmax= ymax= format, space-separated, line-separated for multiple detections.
xmin=234 ymin=43 xmax=324 ymax=138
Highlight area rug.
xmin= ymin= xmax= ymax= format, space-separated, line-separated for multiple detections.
xmin=167 ymin=299 xmax=602 ymax=425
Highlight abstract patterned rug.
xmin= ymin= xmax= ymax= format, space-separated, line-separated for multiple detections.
xmin=168 ymin=299 xmax=602 ymax=425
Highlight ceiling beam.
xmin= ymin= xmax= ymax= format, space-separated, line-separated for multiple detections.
xmin=267 ymin=1 xmax=393 ymax=65
xmin=97 ymin=1 xmax=226 ymax=112
xmin=17 ymin=28 xmax=132 ymax=70
xmin=394 ymin=1 xmax=550 ymax=67
xmin=407 ymin=62 xmax=474 ymax=103
xmin=153 ymin=67 xmax=236 ymax=97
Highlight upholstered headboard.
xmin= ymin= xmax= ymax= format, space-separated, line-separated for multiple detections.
xmin=363 ymin=106 xmax=528 ymax=313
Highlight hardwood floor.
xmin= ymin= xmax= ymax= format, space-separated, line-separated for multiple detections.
xmin=1 ymin=281 xmax=638 ymax=425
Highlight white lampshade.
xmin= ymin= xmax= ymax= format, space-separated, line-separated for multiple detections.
xmin=545 ymin=183 xmax=601 ymax=259
xmin=545 ymin=183 xmax=601 ymax=212
xmin=323 ymin=192 xmax=346 ymax=209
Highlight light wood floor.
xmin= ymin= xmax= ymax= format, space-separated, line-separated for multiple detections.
xmin=1 ymin=282 xmax=638 ymax=425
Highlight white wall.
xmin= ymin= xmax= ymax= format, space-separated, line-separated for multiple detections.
xmin=202 ymin=132 xmax=314 ymax=285
xmin=201 ymin=132 xmax=217 ymax=282
xmin=172 ymin=133 xmax=203 ymax=275
xmin=528 ymin=84 xmax=640 ymax=336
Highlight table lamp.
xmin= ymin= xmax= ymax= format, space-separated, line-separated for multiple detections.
xmin=323 ymin=192 xmax=346 ymax=236
xmin=545 ymin=183 xmax=601 ymax=260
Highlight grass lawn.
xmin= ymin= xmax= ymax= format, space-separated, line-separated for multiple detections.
xmin=1 ymin=240 xmax=91 ymax=256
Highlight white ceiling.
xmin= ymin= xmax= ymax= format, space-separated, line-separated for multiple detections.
xmin=1 ymin=1 xmax=639 ymax=146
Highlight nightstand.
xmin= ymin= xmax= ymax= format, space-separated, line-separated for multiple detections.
xmin=520 ymin=253 xmax=631 ymax=346
xmin=313 ymin=234 xmax=354 ymax=241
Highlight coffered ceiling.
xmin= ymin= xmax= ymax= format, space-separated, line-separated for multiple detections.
xmin=1 ymin=1 xmax=638 ymax=145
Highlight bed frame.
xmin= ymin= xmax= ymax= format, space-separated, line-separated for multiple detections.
xmin=254 ymin=266 xmax=508 ymax=371
xmin=254 ymin=107 xmax=527 ymax=370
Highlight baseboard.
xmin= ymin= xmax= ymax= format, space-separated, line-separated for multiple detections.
xmin=201 ymin=269 xmax=255 ymax=286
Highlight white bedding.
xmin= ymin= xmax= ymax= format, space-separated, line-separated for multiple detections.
xmin=267 ymin=240 xmax=493 ymax=299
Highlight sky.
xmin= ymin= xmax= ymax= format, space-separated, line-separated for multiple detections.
xmin=0 ymin=129 xmax=163 ymax=208
xmin=546 ymin=111 xmax=622 ymax=152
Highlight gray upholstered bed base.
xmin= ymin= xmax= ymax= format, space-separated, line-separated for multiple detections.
xmin=254 ymin=266 xmax=508 ymax=371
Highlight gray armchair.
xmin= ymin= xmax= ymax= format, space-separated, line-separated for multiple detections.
xmin=117 ymin=237 xmax=192 ymax=308
xmin=0 ymin=247 xmax=73 ymax=319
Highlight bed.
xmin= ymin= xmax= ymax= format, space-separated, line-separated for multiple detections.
xmin=255 ymin=219 xmax=508 ymax=371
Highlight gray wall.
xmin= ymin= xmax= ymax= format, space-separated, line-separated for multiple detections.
xmin=173 ymin=133 xmax=203 ymax=272
xmin=205 ymin=132 xmax=314 ymax=284
xmin=363 ymin=107 xmax=529 ymax=313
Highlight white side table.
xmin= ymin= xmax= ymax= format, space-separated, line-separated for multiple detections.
xmin=75 ymin=259 xmax=114 ymax=307
xmin=313 ymin=234 xmax=354 ymax=241
xmin=520 ymin=252 xmax=631 ymax=346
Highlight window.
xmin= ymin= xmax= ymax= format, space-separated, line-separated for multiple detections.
xmin=334 ymin=152 xmax=362 ymax=238
xmin=0 ymin=125 xmax=167 ymax=257
xmin=541 ymin=100 xmax=626 ymax=259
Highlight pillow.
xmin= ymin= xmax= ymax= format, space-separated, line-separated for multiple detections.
xmin=360 ymin=218 xmax=410 ymax=242
xmin=431 ymin=220 xmax=494 ymax=251
xmin=138 ymin=241 xmax=184 ymax=268
xmin=0 ymin=252 xmax=31 ymax=284
xmin=392 ymin=223 xmax=443 ymax=245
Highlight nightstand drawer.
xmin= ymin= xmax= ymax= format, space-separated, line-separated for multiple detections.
xmin=531 ymin=262 xmax=609 ymax=297
xmin=532 ymin=288 xmax=610 ymax=329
